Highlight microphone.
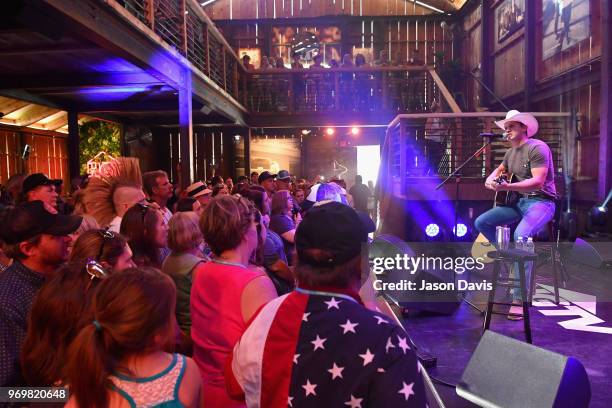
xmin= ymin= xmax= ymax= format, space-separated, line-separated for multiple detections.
xmin=479 ymin=132 xmax=505 ymax=139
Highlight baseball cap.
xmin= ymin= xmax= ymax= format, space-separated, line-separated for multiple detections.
xmin=277 ymin=170 xmax=291 ymax=181
xmin=0 ymin=201 xmax=82 ymax=245
xmin=185 ymin=182 xmax=212 ymax=198
xmin=296 ymin=201 xmax=366 ymax=266
xmin=22 ymin=173 xmax=59 ymax=194
xmin=258 ymin=171 xmax=277 ymax=184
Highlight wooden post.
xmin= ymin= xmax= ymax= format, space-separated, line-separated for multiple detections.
xmin=178 ymin=69 xmax=194 ymax=190
xmin=223 ymin=51 xmax=227 ymax=91
xmin=147 ymin=0 xmax=154 ymax=29
xmin=382 ymin=70 xmax=388 ymax=110
xmin=288 ymin=73 xmax=294 ymax=114
xmin=599 ymin=0 xmax=612 ymax=201
xmin=480 ymin=0 xmax=493 ymax=106
xmin=67 ymin=111 xmax=80 ymax=180
xmin=233 ymin=61 xmax=239 ymax=98
xmin=180 ymin=0 xmax=188 ymax=55
xmin=523 ymin=0 xmax=536 ymax=111
xmin=245 ymin=127 xmax=251 ymax=175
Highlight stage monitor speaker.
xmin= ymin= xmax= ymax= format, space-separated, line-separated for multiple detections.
xmin=564 ymin=238 xmax=605 ymax=269
xmin=369 ymin=234 xmax=460 ymax=315
xmin=457 ymin=331 xmax=591 ymax=408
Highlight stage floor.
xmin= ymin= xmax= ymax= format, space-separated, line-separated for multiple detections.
xmin=402 ymin=256 xmax=612 ymax=408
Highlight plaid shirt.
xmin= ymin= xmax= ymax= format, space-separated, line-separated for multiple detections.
xmin=0 ymin=261 xmax=46 ymax=386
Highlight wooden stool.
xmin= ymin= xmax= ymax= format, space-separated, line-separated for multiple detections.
xmin=531 ymin=219 xmax=569 ymax=305
xmin=483 ymin=249 xmax=539 ymax=344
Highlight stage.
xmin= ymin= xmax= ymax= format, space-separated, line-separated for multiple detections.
xmin=402 ymin=252 xmax=612 ymax=408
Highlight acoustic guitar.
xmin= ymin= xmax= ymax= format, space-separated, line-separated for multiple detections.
xmin=493 ymin=172 xmax=519 ymax=207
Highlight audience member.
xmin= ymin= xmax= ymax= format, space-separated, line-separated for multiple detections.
xmin=185 ymin=181 xmax=213 ymax=209
xmin=242 ymin=188 xmax=293 ymax=295
xmin=270 ymin=190 xmax=298 ymax=265
xmin=120 ymin=203 xmax=169 ymax=268
xmin=143 ymin=170 xmax=174 ymax=224
xmin=21 ymin=261 xmax=103 ymax=386
xmin=21 ymin=173 xmax=59 ymax=212
xmin=212 ymin=183 xmax=229 ymax=197
xmin=162 ymin=212 xmax=207 ymax=335
xmin=0 ymin=201 xmax=81 ymax=385
xmin=176 ymin=197 xmax=203 ymax=216
xmin=348 ymin=175 xmax=372 ymax=212
xmin=275 ymin=57 xmax=286 ymax=69
xmin=65 ymin=267 xmax=203 ymax=408
xmin=258 ymin=171 xmax=277 ymax=198
xmin=242 ymin=54 xmax=255 ymax=70
xmin=191 ymin=195 xmax=277 ymax=407
xmin=250 ymin=172 xmax=259 ymax=185
xmin=226 ymin=202 xmax=426 ymax=407
xmin=69 ymin=228 xmax=135 ymax=271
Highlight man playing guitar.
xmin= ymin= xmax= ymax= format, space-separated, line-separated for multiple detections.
xmin=474 ymin=110 xmax=557 ymax=318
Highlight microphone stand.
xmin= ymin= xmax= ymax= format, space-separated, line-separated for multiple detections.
xmin=435 ymin=136 xmax=497 ymax=315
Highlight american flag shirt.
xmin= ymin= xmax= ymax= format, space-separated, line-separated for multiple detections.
xmin=226 ymin=287 xmax=426 ymax=407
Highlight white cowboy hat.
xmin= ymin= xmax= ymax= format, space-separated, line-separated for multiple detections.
xmin=494 ymin=110 xmax=539 ymax=137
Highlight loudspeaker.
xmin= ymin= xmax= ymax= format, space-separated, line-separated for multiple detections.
xmin=457 ymin=331 xmax=591 ymax=408
xmin=564 ymin=238 xmax=605 ymax=269
xmin=369 ymin=234 xmax=460 ymax=315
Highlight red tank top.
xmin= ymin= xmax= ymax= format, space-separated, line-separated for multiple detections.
xmin=191 ymin=260 xmax=263 ymax=407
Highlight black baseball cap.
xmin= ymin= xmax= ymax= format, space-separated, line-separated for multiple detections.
xmin=258 ymin=171 xmax=277 ymax=184
xmin=0 ymin=201 xmax=82 ymax=244
xmin=22 ymin=173 xmax=61 ymax=194
xmin=296 ymin=201 xmax=367 ymax=266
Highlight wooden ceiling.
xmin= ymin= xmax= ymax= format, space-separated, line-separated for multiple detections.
xmin=204 ymin=0 xmax=469 ymax=20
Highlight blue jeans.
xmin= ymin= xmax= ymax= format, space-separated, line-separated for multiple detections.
xmin=474 ymin=197 xmax=556 ymax=301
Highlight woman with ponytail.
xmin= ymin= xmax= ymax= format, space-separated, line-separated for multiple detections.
xmin=65 ymin=267 xmax=202 ymax=408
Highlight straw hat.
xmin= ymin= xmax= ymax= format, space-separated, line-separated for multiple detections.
xmin=494 ymin=110 xmax=539 ymax=137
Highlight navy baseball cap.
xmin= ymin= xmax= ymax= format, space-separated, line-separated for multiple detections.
xmin=296 ymin=201 xmax=367 ymax=266
xmin=0 ymin=201 xmax=82 ymax=244
xmin=22 ymin=173 xmax=60 ymax=194
xmin=258 ymin=171 xmax=277 ymax=184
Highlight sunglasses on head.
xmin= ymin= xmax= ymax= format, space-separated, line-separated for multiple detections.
xmin=95 ymin=228 xmax=114 ymax=261
xmin=85 ymin=259 xmax=108 ymax=292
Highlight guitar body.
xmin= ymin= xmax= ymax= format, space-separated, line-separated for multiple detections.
xmin=493 ymin=173 xmax=519 ymax=207
xmin=470 ymin=232 xmax=495 ymax=264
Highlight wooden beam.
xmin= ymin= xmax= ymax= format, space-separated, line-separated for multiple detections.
xmin=0 ymin=44 xmax=98 ymax=57
xmin=480 ymin=0 xmax=493 ymax=106
xmin=8 ymin=105 xmax=59 ymax=127
xmin=67 ymin=110 xmax=80 ymax=180
xmin=178 ymin=69 xmax=194 ymax=189
xmin=599 ymin=0 xmax=612 ymax=201
xmin=0 ymin=72 xmax=163 ymax=90
xmin=428 ymin=68 xmax=462 ymax=113
xmin=0 ymin=97 xmax=30 ymax=116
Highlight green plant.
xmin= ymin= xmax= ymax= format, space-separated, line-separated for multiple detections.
xmin=78 ymin=121 xmax=121 ymax=174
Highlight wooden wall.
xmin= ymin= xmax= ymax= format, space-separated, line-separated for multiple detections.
xmin=218 ymin=17 xmax=454 ymax=65
xmin=205 ymin=0 xmax=441 ymax=20
xmin=0 ymin=126 xmax=69 ymax=187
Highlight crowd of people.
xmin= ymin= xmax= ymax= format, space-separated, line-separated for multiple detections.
xmin=244 ymin=50 xmax=429 ymax=113
xmin=0 ymin=162 xmax=425 ymax=407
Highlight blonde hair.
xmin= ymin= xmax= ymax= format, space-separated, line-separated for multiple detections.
xmin=73 ymin=214 xmax=100 ymax=236
xmin=168 ymin=212 xmax=202 ymax=253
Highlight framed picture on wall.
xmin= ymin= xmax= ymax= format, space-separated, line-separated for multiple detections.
xmin=496 ymin=0 xmax=525 ymax=43
xmin=542 ymin=0 xmax=591 ymax=60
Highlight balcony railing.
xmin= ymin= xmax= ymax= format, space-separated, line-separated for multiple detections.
xmin=245 ymin=66 xmax=442 ymax=115
xmin=113 ymin=0 xmax=246 ymax=104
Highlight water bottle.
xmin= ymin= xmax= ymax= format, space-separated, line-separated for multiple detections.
xmin=515 ymin=236 xmax=524 ymax=251
xmin=524 ymin=237 xmax=535 ymax=254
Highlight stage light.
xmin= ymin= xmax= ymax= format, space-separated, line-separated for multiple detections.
xmin=453 ymin=223 xmax=468 ymax=238
xmin=589 ymin=205 xmax=608 ymax=227
xmin=425 ymin=223 xmax=440 ymax=237
xmin=350 ymin=127 xmax=359 ymax=135
xmin=325 ymin=127 xmax=335 ymax=136
xmin=301 ymin=129 xmax=311 ymax=135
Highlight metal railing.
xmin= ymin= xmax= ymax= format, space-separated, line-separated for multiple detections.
xmin=245 ymin=66 xmax=440 ymax=115
xmin=112 ymin=0 xmax=246 ymax=105
xmin=381 ymin=112 xmax=571 ymax=197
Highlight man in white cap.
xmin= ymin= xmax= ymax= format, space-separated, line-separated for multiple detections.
xmin=475 ymin=110 xmax=557 ymax=319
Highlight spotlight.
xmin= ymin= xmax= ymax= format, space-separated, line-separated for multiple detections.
xmin=589 ymin=205 xmax=608 ymax=227
xmin=425 ymin=223 xmax=440 ymax=237
xmin=453 ymin=223 xmax=468 ymax=238
xmin=301 ymin=129 xmax=311 ymax=135
xmin=234 ymin=135 xmax=241 ymax=141
xmin=325 ymin=127 xmax=335 ymax=136
xmin=350 ymin=127 xmax=359 ymax=136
